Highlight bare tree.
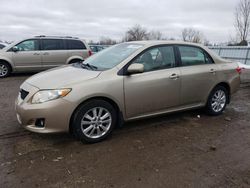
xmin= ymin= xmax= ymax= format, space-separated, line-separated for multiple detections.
xmin=169 ymin=37 xmax=176 ymax=41
xmin=227 ymin=34 xmax=238 ymax=46
xmin=88 ymin=40 xmax=95 ymax=45
xmin=147 ymin=30 xmax=163 ymax=40
xmin=181 ymin=28 xmax=203 ymax=43
xmin=203 ymin=39 xmax=211 ymax=46
xmin=98 ymin=36 xmax=117 ymax=45
xmin=235 ymin=0 xmax=250 ymax=45
xmin=124 ymin=24 xmax=148 ymax=41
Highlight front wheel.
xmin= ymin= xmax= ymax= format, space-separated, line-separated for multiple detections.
xmin=206 ymin=86 xmax=228 ymax=116
xmin=72 ymin=100 xmax=117 ymax=143
xmin=0 ymin=62 xmax=11 ymax=78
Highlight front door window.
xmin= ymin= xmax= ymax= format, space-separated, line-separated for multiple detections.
xmin=131 ymin=46 xmax=176 ymax=72
xmin=15 ymin=40 xmax=39 ymax=51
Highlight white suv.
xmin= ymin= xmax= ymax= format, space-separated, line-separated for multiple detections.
xmin=0 ymin=36 xmax=92 ymax=78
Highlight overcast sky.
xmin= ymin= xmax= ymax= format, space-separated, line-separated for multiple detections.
xmin=0 ymin=0 xmax=238 ymax=43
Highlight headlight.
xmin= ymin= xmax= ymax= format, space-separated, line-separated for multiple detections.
xmin=31 ymin=89 xmax=71 ymax=104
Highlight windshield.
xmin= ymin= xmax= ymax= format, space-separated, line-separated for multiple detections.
xmin=83 ymin=43 xmax=144 ymax=70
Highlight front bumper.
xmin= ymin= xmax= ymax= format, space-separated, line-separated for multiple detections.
xmin=15 ymin=82 xmax=75 ymax=133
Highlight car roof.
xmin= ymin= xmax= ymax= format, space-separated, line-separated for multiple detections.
xmin=34 ymin=36 xmax=79 ymax=40
xmin=125 ymin=40 xmax=205 ymax=47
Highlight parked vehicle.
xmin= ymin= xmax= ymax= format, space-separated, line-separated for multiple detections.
xmin=89 ymin=45 xmax=109 ymax=54
xmin=16 ymin=41 xmax=241 ymax=143
xmin=0 ymin=36 xmax=92 ymax=78
xmin=0 ymin=42 xmax=7 ymax=49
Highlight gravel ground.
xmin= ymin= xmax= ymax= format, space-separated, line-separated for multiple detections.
xmin=0 ymin=73 xmax=250 ymax=188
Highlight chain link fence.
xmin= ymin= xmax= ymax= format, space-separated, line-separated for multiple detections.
xmin=209 ymin=46 xmax=250 ymax=65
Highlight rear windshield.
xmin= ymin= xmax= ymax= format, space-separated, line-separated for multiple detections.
xmin=66 ymin=40 xmax=86 ymax=50
xmin=82 ymin=43 xmax=144 ymax=70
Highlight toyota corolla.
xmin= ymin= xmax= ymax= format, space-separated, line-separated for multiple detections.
xmin=15 ymin=41 xmax=241 ymax=143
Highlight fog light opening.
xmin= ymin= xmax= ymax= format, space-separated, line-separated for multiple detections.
xmin=35 ymin=118 xmax=45 ymax=128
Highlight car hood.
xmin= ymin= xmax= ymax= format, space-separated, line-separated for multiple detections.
xmin=25 ymin=65 xmax=101 ymax=89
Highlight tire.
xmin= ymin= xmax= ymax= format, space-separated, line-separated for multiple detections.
xmin=72 ymin=99 xmax=117 ymax=143
xmin=69 ymin=59 xmax=82 ymax=64
xmin=0 ymin=62 xmax=11 ymax=78
xmin=206 ymin=86 xmax=229 ymax=116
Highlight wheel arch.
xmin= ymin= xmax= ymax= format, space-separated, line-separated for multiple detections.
xmin=66 ymin=56 xmax=84 ymax=64
xmin=69 ymin=96 xmax=124 ymax=133
xmin=0 ymin=59 xmax=13 ymax=73
xmin=207 ymin=82 xmax=231 ymax=104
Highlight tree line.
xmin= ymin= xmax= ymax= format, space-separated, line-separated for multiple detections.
xmin=93 ymin=0 xmax=250 ymax=46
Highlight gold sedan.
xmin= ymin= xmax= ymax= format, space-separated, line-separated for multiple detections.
xmin=15 ymin=41 xmax=241 ymax=143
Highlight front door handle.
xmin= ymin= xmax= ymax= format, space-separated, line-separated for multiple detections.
xmin=33 ymin=53 xmax=40 ymax=55
xmin=209 ymin=69 xmax=216 ymax=74
xmin=169 ymin=73 xmax=179 ymax=80
xmin=43 ymin=52 xmax=49 ymax=55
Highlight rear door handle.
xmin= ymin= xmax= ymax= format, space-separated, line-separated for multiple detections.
xmin=43 ymin=52 xmax=49 ymax=55
xmin=169 ymin=73 xmax=179 ymax=80
xmin=33 ymin=53 xmax=40 ymax=55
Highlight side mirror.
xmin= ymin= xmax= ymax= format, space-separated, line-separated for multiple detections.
xmin=127 ymin=63 xmax=144 ymax=74
xmin=12 ymin=46 xmax=19 ymax=52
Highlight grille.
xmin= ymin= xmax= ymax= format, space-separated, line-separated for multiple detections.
xmin=20 ymin=89 xmax=29 ymax=100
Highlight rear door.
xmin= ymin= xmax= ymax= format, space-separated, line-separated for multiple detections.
xmin=11 ymin=39 xmax=42 ymax=71
xmin=124 ymin=45 xmax=181 ymax=118
xmin=66 ymin=39 xmax=89 ymax=60
xmin=177 ymin=45 xmax=218 ymax=106
xmin=41 ymin=39 xmax=68 ymax=69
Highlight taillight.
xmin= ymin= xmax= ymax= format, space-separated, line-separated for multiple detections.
xmin=236 ymin=66 xmax=242 ymax=74
xmin=88 ymin=50 xmax=92 ymax=56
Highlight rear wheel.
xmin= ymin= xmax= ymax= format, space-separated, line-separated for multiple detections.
xmin=206 ymin=86 xmax=228 ymax=115
xmin=0 ymin=62 xmax=11 ymax=78
xmin=72 ymin=100 xmax=117 ymax=143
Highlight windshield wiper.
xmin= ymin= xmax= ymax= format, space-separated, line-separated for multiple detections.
xmin=81 ymin=63 xmax=98 ymax=70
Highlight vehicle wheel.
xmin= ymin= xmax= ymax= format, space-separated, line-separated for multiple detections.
xmin=69 ymin=59 xmax=82 ymax=64
xmin=72 ymin=99 xmax=117 ymax=143
xmin=0 ymin=62 xmax=11 ymax=78
xmin=206 ymin=86 xmax=228 ymax=116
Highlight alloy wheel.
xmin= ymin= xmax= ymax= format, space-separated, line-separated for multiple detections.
xmin=211 ymin=90 xmax=226 ymax=112
xmin=80 ymin=107 xmax=112 ymax=139
xmin=0 ymin=64 xmax=8 ymax=77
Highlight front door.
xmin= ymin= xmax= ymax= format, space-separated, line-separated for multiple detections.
xmin=12 ymin=39 xmax=42 ymax=71
xmin=124 ymin=45 xmax=181 ymax=119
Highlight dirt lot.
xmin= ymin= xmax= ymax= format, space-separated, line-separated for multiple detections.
xmin=0 ymin=74 xmax=250 ymax=188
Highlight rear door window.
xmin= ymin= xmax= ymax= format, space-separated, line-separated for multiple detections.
xmin=41 ymin=39 xmax=64 ymax=50
xmin=178 ymin=46 xmax=213 ymax=66
xmin=66 ymin=40 xmax=86 ymax=50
